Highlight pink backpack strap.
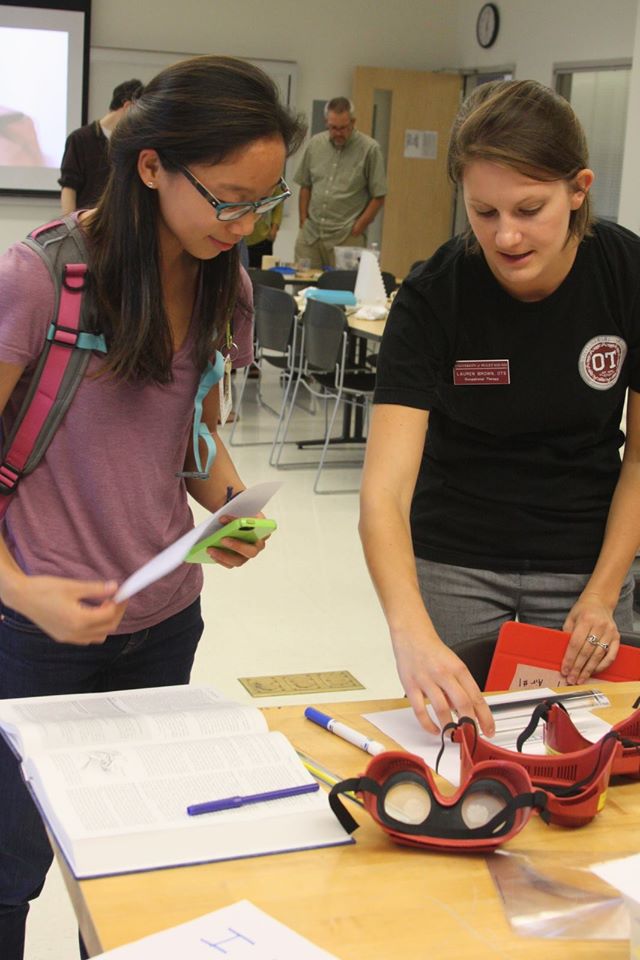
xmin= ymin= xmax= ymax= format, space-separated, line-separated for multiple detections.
xmin=0 ymin=263 xmax=87 ymax=517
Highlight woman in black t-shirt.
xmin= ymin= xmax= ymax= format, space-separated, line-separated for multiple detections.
xmin=360 ymin=80 xmax=640 ymax=738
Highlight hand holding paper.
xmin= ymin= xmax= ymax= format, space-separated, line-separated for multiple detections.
xmin=115 ymin=481 xmax=282 ymax=602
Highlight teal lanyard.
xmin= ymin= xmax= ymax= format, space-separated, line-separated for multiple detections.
xmin=177 ymin=349 xmax=225 ymax=480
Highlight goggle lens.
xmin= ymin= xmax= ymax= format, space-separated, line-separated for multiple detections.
xmin=384 ymin=781 xmax=432 ymax=825
xmin=460 ymin=787 xmax=509 ymax=831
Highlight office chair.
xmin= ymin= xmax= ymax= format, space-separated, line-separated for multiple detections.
xmin=229 ymin=285 xmax=302 ymax=448
xmin=619 ymin=632 xmax=640 ymax=649
xmin=454 ymin=633 xmax=497 ymax=690
xmin=272 ymin=298 xmax=376 ymax=492
xmin=247 ymin=268 xmax=286 ymax=290
xmin=317 ymin=268 xmax=397 ymax=297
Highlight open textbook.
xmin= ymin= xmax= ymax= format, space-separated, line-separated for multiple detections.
xmin=0 ymin=685 xmax=351 ymax=879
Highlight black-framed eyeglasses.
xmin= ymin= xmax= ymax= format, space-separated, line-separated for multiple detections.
xmin=178 ymin=165 xmax=291 ymax=222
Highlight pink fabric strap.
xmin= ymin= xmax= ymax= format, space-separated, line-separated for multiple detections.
xmin=0 ymin=263 xmax=86 ymax=516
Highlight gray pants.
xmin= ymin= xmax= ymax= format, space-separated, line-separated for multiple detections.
xmin=415 ymin=558 xmax=635 ymax=651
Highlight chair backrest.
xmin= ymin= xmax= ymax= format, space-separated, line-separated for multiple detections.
xmin=619 ymin=632 xmax=640 ymax=649
xmin=318 ymin=267 xmax=396 ymax=297
xmin=248 ymin=268 xmax=286 ymax=290
xmin=302 ymin=299 xmax=347 ymax=372
xmin=316 ymin=269 xmax=357 ymax=291
xmin=253 ymin=285 xmax=297 ymax=354
xmin=454 ymin=633 xmax=497 ymax=690
xmin=381 ymin=271 xmax=397 ymax=296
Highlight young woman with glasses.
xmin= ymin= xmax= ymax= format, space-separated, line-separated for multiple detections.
xmin=0 ymin=56 xmax=304 ymax=959
xmin=360 ymin=79 xmax=640 ymax=740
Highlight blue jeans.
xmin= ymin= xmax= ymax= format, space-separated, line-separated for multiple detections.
xmin=0 ymin=598 xmax=204 ymax=960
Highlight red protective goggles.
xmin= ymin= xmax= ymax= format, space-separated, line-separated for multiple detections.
xmin=515 ymin=695 xmax=640 ymax=780
xmin=447 ymin=716 xmax=621 ymax=827
xmin=328 ymin=750 xmax=548 ymax=852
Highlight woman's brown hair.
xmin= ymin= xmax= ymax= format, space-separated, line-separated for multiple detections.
xmin=447 ymin=79 xmax=593 ymax=247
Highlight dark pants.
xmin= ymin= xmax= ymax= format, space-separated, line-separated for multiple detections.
xmin=247 ymin=238 xmax=273 ymax=268
xmin=0 ymin=598 xmax=204 ymax=960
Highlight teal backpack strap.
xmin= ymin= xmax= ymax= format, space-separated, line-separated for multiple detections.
xmin=176 ymin=350 xmax=225 ymax=480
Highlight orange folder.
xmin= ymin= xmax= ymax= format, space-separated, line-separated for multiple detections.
xmin=485 ymin=621 xmax=640 ymax=691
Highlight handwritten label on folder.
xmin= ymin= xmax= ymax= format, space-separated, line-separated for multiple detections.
xmin=93 ymin=900 xmax=340 ymax=959
xmin=509 ymin=664 xmax=569 ymax=691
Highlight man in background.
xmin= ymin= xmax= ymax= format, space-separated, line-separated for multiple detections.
xmin=58 ymin=78 xmax=143 ymax=214
xmin=294 ymin=96 xmax=387 ymax=269
xmin=246 ymin=203 xmax=283 ymax=267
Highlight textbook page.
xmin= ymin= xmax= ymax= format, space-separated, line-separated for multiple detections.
xmin=93 ymin=900 xmax=340 ymax=959
xmin=0 ymin=684 xmax=267 ymax=756
xmin=115 ymin=480 xmax=282 ymax=601
xmin=25 ymin=727 xmax=350 ymax=876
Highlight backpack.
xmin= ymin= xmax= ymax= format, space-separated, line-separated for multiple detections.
xmin=0 ymin=218 xmax=225 ymax=519
xmin=0 ymin=217 xmax=107 ymax=519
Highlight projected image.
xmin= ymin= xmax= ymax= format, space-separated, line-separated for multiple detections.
xmin=0 ymin=2 xmax=87 ymax=194
xmin=0 ymin=26 xmax=68 ymax=168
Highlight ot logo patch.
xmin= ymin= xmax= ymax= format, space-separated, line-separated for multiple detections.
xmin=578 ymin=336 xmax=627 ymax=391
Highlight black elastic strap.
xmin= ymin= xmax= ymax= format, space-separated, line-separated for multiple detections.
xmin=329 ymin=777 xmax=369 ymax=834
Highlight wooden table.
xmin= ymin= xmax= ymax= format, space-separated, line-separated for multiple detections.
xmin=347 ymin=312 xmax=386 ymax=342
xmin=61 ymin=684 xmax=640 ymax=958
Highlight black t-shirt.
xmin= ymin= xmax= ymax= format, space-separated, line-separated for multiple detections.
xmin=375 ymin=220 xmax=640 ymax=573
xmin=58 ymin=121 xmax=110 ymax=209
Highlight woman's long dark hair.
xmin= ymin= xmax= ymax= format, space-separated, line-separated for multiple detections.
xmin=87 ymin=56 xmax=306 ymax=383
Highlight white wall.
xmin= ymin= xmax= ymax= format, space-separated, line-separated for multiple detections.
xmin=453 ymin=0 xmax=638 ymax=81
xmin=1 ymin=0 xmax=639 ymax=254
xmin=619 ymin=0 xmax=640 ymax=232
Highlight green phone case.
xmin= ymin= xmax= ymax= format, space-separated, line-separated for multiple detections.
xmin=185 ymin=517 xmax=277 ymax=565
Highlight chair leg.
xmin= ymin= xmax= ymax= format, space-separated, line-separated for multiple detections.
xmin=270 ymin=369 xmax=304 ymax=466
xmin=228 ymin=366 xmax=251 ymax=446
xmin=313 ymin=390 xmax=344 ymax=493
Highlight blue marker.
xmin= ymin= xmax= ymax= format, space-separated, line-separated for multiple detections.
xmin=186 ymin=782 xmax=319 ymax=816
xmin=305 ymin=707 xmax=386 ymax=756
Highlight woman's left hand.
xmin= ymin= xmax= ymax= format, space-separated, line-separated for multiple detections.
xmin=205 ymin=513 xmax=270 ymax=569
xmin=561 ymin=594 xmax=620 ymax=684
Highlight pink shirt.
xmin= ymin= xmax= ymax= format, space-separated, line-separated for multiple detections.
xmin=0 ymin=238 xmax=253 ymax=632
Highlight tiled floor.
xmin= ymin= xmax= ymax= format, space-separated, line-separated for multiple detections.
xmin=24 ymin=367 xmax=402 ymax=958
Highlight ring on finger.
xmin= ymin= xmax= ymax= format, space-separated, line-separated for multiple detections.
xmin=586 ymin=634 xmax=609 ymax=652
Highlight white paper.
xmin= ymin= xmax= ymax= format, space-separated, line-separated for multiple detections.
xmin=589 ymin=854 xmax=640 ymax=904
xmin=115 ymin=481 xmax=282 ymax=602
xmin=364 ymin=688 xmax=612 ymax=786
xmin=92 ymin=899 xmax=340 ymax=959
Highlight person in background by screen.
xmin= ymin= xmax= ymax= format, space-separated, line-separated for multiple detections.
xmin=58 ymin=77 xmax=144 ymax=214
xmin=360 ymin=79 xmax=640 ymax=740
xmin=293 ymin=96 xmax=387 ymax=269
xmin=0 ymin=56 xmax=304 ymax=960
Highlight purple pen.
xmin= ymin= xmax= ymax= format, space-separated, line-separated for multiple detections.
xmin=186 ymin=781 xmax=319 ymax=816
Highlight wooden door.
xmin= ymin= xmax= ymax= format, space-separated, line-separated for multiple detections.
xmin=353 ymin=67 xmax=462 ymax=278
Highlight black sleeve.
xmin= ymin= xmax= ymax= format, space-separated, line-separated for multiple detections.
xmin=374 ymin=280 xmax=449 ymax=410
xmin=57 ymin=130 xmax=85 ymax=191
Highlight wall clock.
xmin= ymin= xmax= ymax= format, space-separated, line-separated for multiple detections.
xmin=476 ymin=3 xmax=500 ymax=48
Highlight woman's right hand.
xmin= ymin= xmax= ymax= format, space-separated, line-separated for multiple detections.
xmin=4 ymin=574 xmax=127 ymax=645
xmin=392 ymin=629 xmax=495 ymax=738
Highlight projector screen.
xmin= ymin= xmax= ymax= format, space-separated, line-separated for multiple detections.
xmin=0 ymin=1 xmax=89 ymax=196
